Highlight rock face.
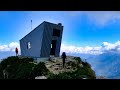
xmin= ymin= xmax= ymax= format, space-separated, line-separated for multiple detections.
xmin=45 ymin=56 xmax=85 ymax=75
xmin=44 ymin=56 xmax=96 ymax=79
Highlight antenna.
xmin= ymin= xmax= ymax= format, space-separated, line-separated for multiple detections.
xmin=31 ymin=20 xmax=32 ymax=30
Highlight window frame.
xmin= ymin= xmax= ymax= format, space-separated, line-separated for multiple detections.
xmin=27 ymin=42 xmax=31 ymax=49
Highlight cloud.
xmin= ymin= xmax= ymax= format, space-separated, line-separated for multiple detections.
xmin=69 ymin=11 xmax=120 ymax=27
xmin=0 ymin=42 xmax=20 ymax=59
xmin=1 ymin=41 xmax=120 ymax=57
xmin=85 ymin=11 xmax=120 ymax=26
xmin=101 ymin=41 xmax=120 ymax=53
xmin=60 ymin=44 xmax=102 ymax=55
xmin=0 ymin=42 xmax=20 ymax=52
xmin=61 ymin=41 xmax=120 ymax=55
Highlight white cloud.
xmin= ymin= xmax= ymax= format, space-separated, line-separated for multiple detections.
xmin=69 ymin=11 xmax=120 ymax=27
xmin=85 ymin=11 xmax=120 ymax=26
xmin=101 ymin=41 xmax=120 ymax=52
xmin=60 ymin=44 xmax=102 ymax=55
xmin=1 ymin=41 xmax=120 ymax=56
xmin=0 ymin=42 xmax=20 ymax=52
xmin=0 ymin=45 xmax=10 ymax=51
xmin=61 ymin=41 xmax=120 ymax=55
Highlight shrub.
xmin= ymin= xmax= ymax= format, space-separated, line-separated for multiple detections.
xmin=74 ymin=57 xmax=82 ymax=64
xmin=0 ymin=56 xmax=34 ymax=69
xmin=82 ymin=62 xmax=91 ymax=68
xmin=29 ymin=62 xmax=49 ymax=79
xmin=15 ymin=63 xmax=35 ymax=79
xmin=0 ymin=65 xmax=4 ymax=79
xmin=67 ymin=61 xmax=76 ymax=68
xmin=0 ymin=56 xmax=35 ymax=79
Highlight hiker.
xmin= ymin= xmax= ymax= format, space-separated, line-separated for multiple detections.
xmin=15 ymin=47 xmax=18 ymax=56
xmin=61 ymin=52 xmax=66 ymax=68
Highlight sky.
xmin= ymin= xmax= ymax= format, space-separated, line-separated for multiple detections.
xmin=1 ymin=11 xmax=120 ymax=59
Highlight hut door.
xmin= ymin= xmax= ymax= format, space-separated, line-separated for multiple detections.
xmin=50 ymin=40 xmax=57 ymax=55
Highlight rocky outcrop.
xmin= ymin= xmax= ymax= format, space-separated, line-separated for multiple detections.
xmin=45 ymin=56 xmax=87 ymax=75
xmin=35 ymin=76 xmax=47 ymax=79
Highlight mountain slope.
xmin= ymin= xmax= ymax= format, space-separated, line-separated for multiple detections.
xmin=0 ymin=56 xmax=96 ymax=79
xmin=86 ymin=52 xmax=120 ymax=79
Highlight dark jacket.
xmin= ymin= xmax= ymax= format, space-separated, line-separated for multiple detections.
xmin=62 ymin=52 xmax=66 ymax=59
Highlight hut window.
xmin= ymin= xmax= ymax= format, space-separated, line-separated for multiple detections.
xmin=27 ymin=42 xmax=31 ymax=49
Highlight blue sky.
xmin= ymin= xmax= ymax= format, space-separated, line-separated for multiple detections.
xmin=2 ymin=11 xmax=120 ymax=78
xmin=1 ymin=11 xmax=120 ymax=58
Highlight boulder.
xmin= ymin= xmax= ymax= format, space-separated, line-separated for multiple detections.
xmin=82 ymin=78 xmax=87 ymax=79
xmin=80 ymin=64 xmax=83 ymax=67
xmin=35 ymin=76 xmax=47 ymax=79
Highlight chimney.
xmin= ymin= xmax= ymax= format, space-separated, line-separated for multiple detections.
xmin=58 ymin=23 xmax=62 ymax=26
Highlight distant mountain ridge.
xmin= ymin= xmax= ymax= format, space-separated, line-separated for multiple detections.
xmin=0 ymin=51 xmax=15 ymax=60
xmin=67 ymin=52 xmax=120 ymax=79
xmin=85 ymin=52 xmax=120 ymax=79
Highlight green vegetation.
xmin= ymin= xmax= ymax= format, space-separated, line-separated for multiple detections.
xmin=0 ymin=56 xmax=96 ymax=79
xmin=47 ymin=67 xmax=96 ymax=79
xmin=29 ymin=62 xmax=49 ymax=79
xmin=74 ymin=57 xmax=82 ymax=64
xmin=0 ymin=56 xmax=49 ymax=79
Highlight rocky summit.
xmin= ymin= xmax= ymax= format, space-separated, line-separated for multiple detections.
xmin=0 ymin=56 xmax=96 ymax=79
xmin=45 ymin=56 xmax=82 ymax=74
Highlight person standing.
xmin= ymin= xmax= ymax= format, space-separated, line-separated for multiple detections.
xmin=15 ymin=47 xmax=18 ymax=56
xmin=61 ymin=52 xmax=66 ymax=68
